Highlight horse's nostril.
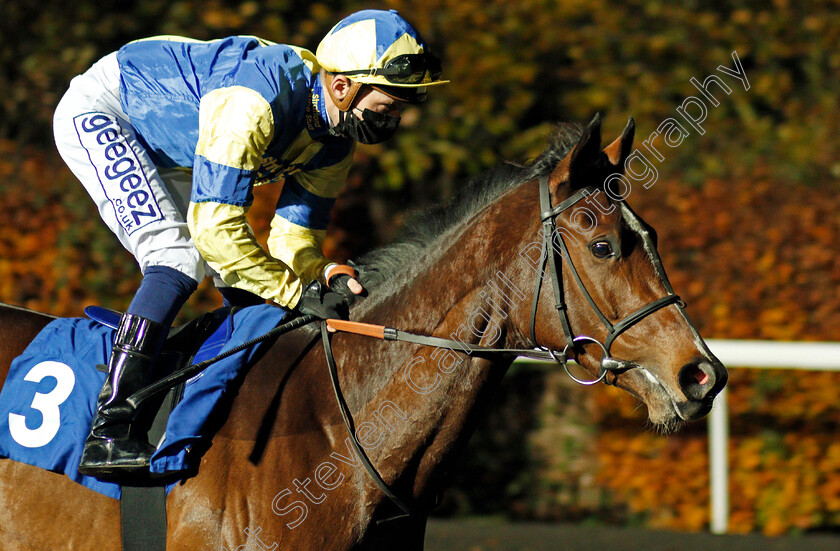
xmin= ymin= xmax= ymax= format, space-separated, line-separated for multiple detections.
xmin=678 ymin=360 xmax=715 ymax=401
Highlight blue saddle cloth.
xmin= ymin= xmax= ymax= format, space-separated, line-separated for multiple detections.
xmin=0 ymin=304 xmax=287 ymax=499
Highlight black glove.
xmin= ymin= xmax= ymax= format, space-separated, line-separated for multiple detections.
xmin=327 ymin=274 xmax=365 ymax=305
xmin=297 ymin=281 xmax=349 ymax=320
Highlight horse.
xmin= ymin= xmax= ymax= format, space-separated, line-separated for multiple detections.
xmin=0 ymin=115 xmax=727 ymax=550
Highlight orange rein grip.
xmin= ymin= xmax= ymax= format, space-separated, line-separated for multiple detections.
xmin=327 ymin=264 xmax=358 ymax=287
xmin=325 ymin=319 xmax=386 ymax=339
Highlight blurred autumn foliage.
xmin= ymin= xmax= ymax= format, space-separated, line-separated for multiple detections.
xmin=2 ymin=0 xmax=839 ymax=537
xmin=589 ymin=175 xmax=840 ymax=536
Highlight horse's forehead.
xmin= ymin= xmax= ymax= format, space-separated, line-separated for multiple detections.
xmin=619 ymin=203 xmax=648 ymax=237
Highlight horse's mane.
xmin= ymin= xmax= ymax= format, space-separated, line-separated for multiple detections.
xmin=357 ymin=122 xmax=584 ymax=293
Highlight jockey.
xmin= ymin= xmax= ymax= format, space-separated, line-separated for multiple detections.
xmin=52 ymin=9 xmax=448 ymax=478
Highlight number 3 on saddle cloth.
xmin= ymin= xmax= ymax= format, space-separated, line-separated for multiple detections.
xmin=0 ymin=304 xmax=286 ymax=498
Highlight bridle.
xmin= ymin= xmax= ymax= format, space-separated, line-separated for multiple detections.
xmin=313 ymin=174 xmax=691 ymax=521
xmin=529 ymin=175 xmax=685 ymax=384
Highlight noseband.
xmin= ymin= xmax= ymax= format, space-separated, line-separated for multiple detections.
xmin=530 ymin=176 xmax=685 ymax=384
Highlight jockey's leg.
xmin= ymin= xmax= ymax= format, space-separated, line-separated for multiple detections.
xmin=53 ymin=51 xmax=204 ymax=477
xmin=78 ymin=266 xmax=196 ymax=476
xmin=80 ymin=312 xmax=166 ymax=475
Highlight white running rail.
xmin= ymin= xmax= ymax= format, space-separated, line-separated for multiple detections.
xmin=705 ymin=339 xmax=840 ymax=534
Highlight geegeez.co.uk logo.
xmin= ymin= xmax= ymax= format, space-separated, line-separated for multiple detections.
xmin=73 ymin=113 xmax=164 ymax=235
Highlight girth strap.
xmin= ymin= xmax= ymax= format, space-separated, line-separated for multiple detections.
xmin=120 ymin=486 xmax=167 ymax=551
xmin=119 ymin=386 xmax=177 ymax=551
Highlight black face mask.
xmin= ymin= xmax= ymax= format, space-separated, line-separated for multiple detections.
xmin=329 ymin=108 xmax=401 ymax=144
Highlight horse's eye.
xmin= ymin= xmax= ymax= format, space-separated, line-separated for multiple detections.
xmin=590 ymin=240 xmax=614 ymax=259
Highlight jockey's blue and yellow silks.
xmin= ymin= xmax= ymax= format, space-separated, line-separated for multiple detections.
xmin=0 ymin=305 xmax=286 ymax=498
xmin=118 ymin=36 xmax=314 ymax=172
xmin=195 ymin=86 xmax=276 ymax=176
xmin=269 ymin=215 xmax=331 ymax=285
xmin=116 ymin=36 xmax=354 ymax=305
xmin=275 ymin=178 xmax=337 ymax=230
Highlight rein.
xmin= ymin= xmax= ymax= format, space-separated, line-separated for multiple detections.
xmin=317 ymin=175 xmax=687 ymax=520
xmin=125 ymin=313 xmax=319 ymax=410
xmin=125 ymin=175 xmax=688 ymax=524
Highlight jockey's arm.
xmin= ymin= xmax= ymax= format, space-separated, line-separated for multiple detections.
xmin=187 ymin=85 xmax=306 ymax=307
xmin=187 ymin=86 xmax=358 ymax=307
xmin=267 ymin=154 xmax=354 ymax=290
xmin=188 ymin=201 xmax=306 ymax=307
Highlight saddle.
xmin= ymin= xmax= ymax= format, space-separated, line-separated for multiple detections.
xmin=84 ymin=305 xmax=233 ymax=479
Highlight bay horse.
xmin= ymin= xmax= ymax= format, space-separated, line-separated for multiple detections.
xmin=0 ymin=115 xmax=726 ymax=550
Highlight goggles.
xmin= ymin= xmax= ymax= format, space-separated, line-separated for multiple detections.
xmin=340 ymin=53 xmax=443 ymax=85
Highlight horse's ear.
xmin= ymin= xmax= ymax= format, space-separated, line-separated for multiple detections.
xmin=549 ymin=113 xmax=602 ymax=189
xmin=603 ymin=116 xmax=635 ymax=167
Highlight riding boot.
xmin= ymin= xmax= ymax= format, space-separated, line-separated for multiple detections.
xmin=78 ymin=313 xmax=167 ymax=478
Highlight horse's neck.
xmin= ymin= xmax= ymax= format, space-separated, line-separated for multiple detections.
xmin=341 ymin=184 xmax=536 ymax=502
